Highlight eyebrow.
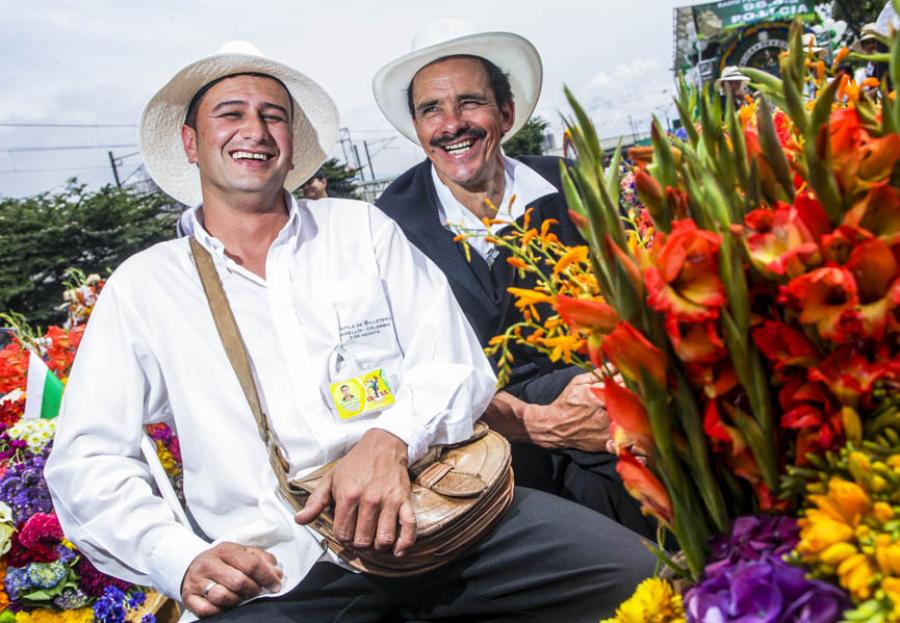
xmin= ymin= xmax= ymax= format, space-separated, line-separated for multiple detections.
xmin=415 ymin=93 xmax=490 ymax=114
xmin=211 ymin=100 xmax=290 ymax=117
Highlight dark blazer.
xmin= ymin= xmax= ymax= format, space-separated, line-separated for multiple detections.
xmin=376 ymin=155 xmax=585 ymax=404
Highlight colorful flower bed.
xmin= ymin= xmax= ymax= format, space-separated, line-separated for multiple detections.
xmin=482 ymin=17 xmax=900 ymax=623
xmin=0 ymin=272 xmax=181 ymax=622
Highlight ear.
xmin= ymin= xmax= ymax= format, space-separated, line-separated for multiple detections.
xmin=499 ymin=99 xmax=516 ymax=135
xmin=181 ymin=124 xmax=198 ymax=164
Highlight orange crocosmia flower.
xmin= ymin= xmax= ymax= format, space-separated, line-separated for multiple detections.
xmin=506 ymin=257 xmax=530 ymax=271
xmin=592 ymin=380 xmax=653 ymax=453
xmin=507 ymin=287 xmax=554 ymax=307
xmin=553 ymin=246 xmax=590 ymax=276
xmin=752 ymin=320 xmax=820 ymax=374
xmin=780 ymin=267 xmax=859 ymax=341
xmin=602 ymin=321 xmax=667 ymax=388
xmin=616 ymin=450 xmax=673 ymax=526
xmin=541 ymin=334 xmax=585 ymax=364
xmin=554 ymin=294 xmax=618 ymax=334
xmin=742 ymin=203 xmax=821 ymax=277
xmin=644 ymin=220 xmax=726 ymax=329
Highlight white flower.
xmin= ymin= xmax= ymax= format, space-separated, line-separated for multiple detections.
xmin=8 ymin=418 xmax=56 ymax=453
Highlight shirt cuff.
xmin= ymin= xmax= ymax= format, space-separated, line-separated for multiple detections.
xmin=146 ymin=526 xmax=212 ymax=600
xmin=372 ymin=403 xmax=427 ymax=464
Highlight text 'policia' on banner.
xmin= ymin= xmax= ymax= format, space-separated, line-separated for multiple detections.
xmin=692 ymin=0 xmax=817 ymax=38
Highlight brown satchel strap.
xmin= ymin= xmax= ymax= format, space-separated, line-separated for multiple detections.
xmin=189 ymin=237 xmax=295 ymax=499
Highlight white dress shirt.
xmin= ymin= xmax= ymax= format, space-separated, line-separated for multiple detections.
xmin=432 ymin=155 xmax=558 ymax=264
xmin=45 ymin=195 xmax=496 ymax=612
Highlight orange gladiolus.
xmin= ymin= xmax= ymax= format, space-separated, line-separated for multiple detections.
xmin=780 ymin=267 xmax=859 ymax=342
xmin=592 ymin=380 xmax=653 ymax=453
xmin=752 ymin=320 xmax=820 ymax=375
xmin=616 ymin=450 xmax=674 ymax=526
xmin=843 ymin=185 xmax=900 ymax=247
xmin=644 ymin=220 xmax=726 ymax=331
xmin=602 ymin=321 xmax=667 ymax=388
xmin=741 ymin=203 xmax=821 ymax=277
xmin=830 ymin=108 xmax=900 ymax=194
xmin=845 ymin=238 xmax=900 ymax=338
xmin=554 ymin=294 xmax=619 ymax=333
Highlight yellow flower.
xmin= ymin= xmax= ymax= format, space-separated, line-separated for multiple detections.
xmin=602 ymin=578 xmax=686 ymax=623
xmin=541 ymin=334 xmax=585 ymax=364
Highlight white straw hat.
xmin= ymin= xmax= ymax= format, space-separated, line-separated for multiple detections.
xmin=372 ymin=19 xmax=542 ymax=144
xmin=140 ymin=40 xmax=339 ymax=207
xmin=717 ymin=66 xmax=751 ymax=84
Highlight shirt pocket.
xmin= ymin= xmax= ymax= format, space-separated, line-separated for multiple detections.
xmin=327 ymin=276 xmax=404 ymax=379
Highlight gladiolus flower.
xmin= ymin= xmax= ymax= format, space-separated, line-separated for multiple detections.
xmin=752 ymin=320 xmax=820 ymax=374
xmin=780 ymin=267 xmax=859 ymax=341
xmin=602 ymin=321 xmax=667 ymax=388
xmin=844 ymin=238 xmax=900 ymax=338
xmin=616 ymin=450 xmax=673 ymax=526
xmin=592 ymin=381 xmax=653 ymax=453
xmin=741 ymin=203 xmax=821 ymax=277
xmin=843 ymin=185 xmax=900 ymax=247
xmin=634 ymin=168 xmax=665 ymax=223
xmin=669 ymin=321 xmax=724 ymax=365
xmin=644 ymin=220 xmax=726 ymax=331
xmin=808 ymin=348 xmax=888 ymax=407
xmin=830 ymin=108 xmax=900 ymax=194
xmin=554 ymin=295 xmax=618 ymax=333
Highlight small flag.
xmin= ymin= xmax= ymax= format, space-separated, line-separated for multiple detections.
xmin=24 ymin=352 xmax=63 ymax=420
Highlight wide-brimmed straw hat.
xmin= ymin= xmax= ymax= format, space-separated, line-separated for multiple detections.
xmin=140 ymin=40 xmax=339 ymax=207
xmin=372 ymin=19 xmax=542 ymax=144
xmin=716 ymin=66 xmax=751 ymax=84
xmin=851 ymin=23 xmax=883 ymax=53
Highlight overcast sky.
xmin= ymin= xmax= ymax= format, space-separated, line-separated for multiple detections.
xmin=0 ymin=0 xmax=688 ymax=198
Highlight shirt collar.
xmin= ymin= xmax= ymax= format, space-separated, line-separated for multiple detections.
xmin=188 ymin=191 xmax=302 ymax=259
xmin=431 ymin=155 xmax=558 ymax=227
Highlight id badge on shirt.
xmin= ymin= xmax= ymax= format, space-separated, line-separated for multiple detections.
xmin=328 ymin=368 xmax=395 ymax=420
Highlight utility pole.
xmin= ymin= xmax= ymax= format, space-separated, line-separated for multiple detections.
xmin=363 ymin=140 xmax=375 ymax=180
xmin=108 ymin=151 xmax=121 ymax=187
xmin=352 ymin=144 xmax=365 ymax=181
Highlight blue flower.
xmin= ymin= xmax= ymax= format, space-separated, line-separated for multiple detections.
xmin=53 ymin=587 xmax=91 ymax=610
xmin=26 ymin=559 xmax=67 ymax=589
xmin=3 ymin=566 xmax=32 ymax=601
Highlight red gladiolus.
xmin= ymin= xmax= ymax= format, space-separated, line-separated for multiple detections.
xmin=808 ymin=348 xmax=889 ymax=407
xmin=843 ymin=186 xmax=900 ymax=247
xmin=669 ymin=321 xmax=725 ymax=365
xmin=780 ymin=267 xmax=859 ymax=342
xmin=606 ymin=236 xmax=643 ymax=296
xmin=616 ymin=450 xmax=673 ymax=526
xmin=752 ymin=321 xmax=820 ymax=375
xmin=845 ymin=238 xmax=900 ymax=338
xmin=602 ymin=321 xmax=667 ymax=388
xmin=592 ymin=381 xmax=653 ymax=453
xmin=644 ymin=220 xmax=726 ymax=330
xmin=830 ymin=108 xmax=900 ymax=194
xmin=742 ymin=203 xmax=821 ymax=277
xmin=554 ymin=295 xmax=618 ymax=334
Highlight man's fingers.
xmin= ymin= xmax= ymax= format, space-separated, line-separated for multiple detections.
xmin=332 ymin=489 xmax=360 ymax=543
xmin=374 ymin=495 xmax=401 ymax=551
xmin=352 ymin=490 xmax=382 ymax=548
xmin=221 ymin=546 xmax=283 ymax=593
xmin=294 ymin=473 xmax=334 ymax=525
xmin=394 ymin=500 xmax=417 ymax=556
xmin=204 ymin=579 xmax=244 ymax=609
xmin=183 ymin=594 xmax=223 ymax=619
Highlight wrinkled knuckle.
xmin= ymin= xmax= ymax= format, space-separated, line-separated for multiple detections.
xmin=361 ymin=490 xmax=383 ymax=508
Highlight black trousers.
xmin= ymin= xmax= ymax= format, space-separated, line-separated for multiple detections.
xmin=207 ymin=487 xmax=655 ymax=622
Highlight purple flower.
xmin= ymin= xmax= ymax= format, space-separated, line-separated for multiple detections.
xmin=93 ymin=585 xmax=128 ymax=623
xmin=141 ymin=615 xmax=157 ymax=623
xmin=3 ymin=565 xmax=32 ymax=601
xmin=705 ymin=515 xmax=800 ymax=576
xmin=685 ymin=555 xmax=849 ymax=622
xmin=0 ymin=449 xmax=53 ymax=523
xmin=53 ymin=586 xmax=91 ymax=610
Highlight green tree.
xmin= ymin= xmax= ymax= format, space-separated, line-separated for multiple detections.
xmin=321 ymin=157 xmax=361 ymax=199
xmin=0 ymin=180 xmax=178 ymax=326
xmin=503 ymin=116 xmax=551 ymax=159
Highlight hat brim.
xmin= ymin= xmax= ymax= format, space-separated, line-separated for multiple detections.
xmin=140 ymin=52 xmax=339 ymax=207
xmin=372 ymin=32 xmax=542 ymax=145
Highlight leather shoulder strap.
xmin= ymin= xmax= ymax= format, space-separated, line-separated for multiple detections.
xmin=188 ymin=237 xmax=294 ymax=486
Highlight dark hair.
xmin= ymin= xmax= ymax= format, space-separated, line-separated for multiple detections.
xmin=405 ymin=55 xmax=512 ymax=118
xmin=184 ymin=72 xmax=293 ymax=129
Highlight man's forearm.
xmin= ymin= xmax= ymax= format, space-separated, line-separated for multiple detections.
xmin=482 ymin=390 xmax=542 ymax=445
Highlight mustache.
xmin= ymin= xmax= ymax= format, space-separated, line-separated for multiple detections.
xmin=430 ymin=127 xmax=487 ymax=148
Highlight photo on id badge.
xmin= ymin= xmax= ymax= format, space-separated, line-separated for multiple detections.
xmin=327 ymin=279 xmax=401 ymax=421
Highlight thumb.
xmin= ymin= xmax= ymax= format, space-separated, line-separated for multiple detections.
xmin=294 ymin=473 xmax=333 ymax=525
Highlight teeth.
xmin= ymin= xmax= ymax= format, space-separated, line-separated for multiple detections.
xmin=444 ymin=140 xmax=473 ymax=155
xmin=232 ymin=151 xmax=271 ymax=161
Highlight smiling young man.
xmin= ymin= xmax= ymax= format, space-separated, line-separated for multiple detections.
xmin=374 ymin=20 xmax=657 ymax=539
xmin=45 ymin=41 xmax=652 ymax=622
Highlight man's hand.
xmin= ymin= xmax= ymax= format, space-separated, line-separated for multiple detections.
xmin=181 ymin=542 xmax=283 ymax=618
xmin=294 ymin=428 xmax=416 ymax=556
xmin=484 ymin=372 xmax=614 ymax=452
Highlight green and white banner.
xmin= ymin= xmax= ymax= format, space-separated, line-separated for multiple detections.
xmin=24 ymin=352 xmax=63 ymax=420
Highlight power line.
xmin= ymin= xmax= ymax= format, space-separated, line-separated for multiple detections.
xmin=0 ymin=122 xmax=136 ymax=128
xmin=0 ymin=143 xmax=138 ymax=153
xmin=0 ymin=165 xmax=112 ymax=174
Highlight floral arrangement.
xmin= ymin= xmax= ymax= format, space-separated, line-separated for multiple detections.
xmin=485 ymin=13 xmax=900 ymax=622
xmin=0 ymin=272 xmax=181 ymax=622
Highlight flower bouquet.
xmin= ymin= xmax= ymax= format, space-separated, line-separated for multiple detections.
xmin=485 ymin=11 xmax=900 ymax=622
xmin=0 ymin=272 xmax=182 ymax=622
